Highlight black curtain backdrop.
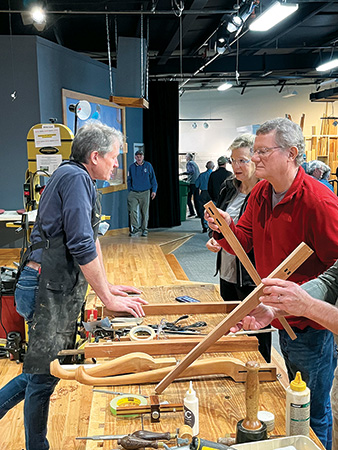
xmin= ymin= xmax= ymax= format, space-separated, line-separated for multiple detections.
xmin=143 ymin=81 xmax=181 ymax=228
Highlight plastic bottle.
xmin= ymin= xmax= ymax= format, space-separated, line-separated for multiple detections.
xmin=184 ymin=381 xmax=199 ymax=436
xmin=285 ymin=371 xmax=310 ymax=436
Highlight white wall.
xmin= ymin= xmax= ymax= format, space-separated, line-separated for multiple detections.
xmin=179 ymin=85 xmax=330 ymax=172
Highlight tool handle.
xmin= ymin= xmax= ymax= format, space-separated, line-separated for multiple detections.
xmin=242 ymin=361 xmax=262 ymax=431
xmin=191 ymin=437 xmax=233 ymax=450
xmin=118 ymin=436 xmax=160 ymax=449
xmin=132 ymin=431 xmax=175 ymax=441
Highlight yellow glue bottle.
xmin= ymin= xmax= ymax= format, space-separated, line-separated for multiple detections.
xmin=184 ymin=381 xmax=199 ymax=436
xmin=286 ymin=371 xmax=310 ymax=437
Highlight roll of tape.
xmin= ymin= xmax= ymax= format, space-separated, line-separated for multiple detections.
xmin=110 ymin=394 xmax=147 ymax=418
xmin=258 ymin=410 xmax=275 ymax=432
xmin=129 ymin=325 xmax=156 ymax=341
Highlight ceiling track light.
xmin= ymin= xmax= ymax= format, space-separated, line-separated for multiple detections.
xmin=316 ymin=59 xmax=338 ymax=72
xmin=21 ymin=4 xmax=47 ymax=31
xmin=226 ymin=0 xmax=258 ymax=35
xmin=249 ymin=1 xmax=298 ymax=32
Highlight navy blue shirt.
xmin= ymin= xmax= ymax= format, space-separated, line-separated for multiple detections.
xmin=127 ymin=161 xmax=158 ymax=193
xmin=195 ymin=169 xmax=212 ymax=191
xmin=30 ymin=161 xmax=98 ymax=266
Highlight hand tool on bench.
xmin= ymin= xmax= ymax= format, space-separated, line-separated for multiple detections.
xmin=118 ymin=436 xmax=167 ymax=449
xmin=92 ymin=388 xmax=149 ymax=397
xmin=116 ymin=394 xmax=183 ymax=422
xmin=204 ymin=201 xmax=296 ymax=340
xmin=163 ymin=437 xmax=237 ymax=450
xmin=155 ymin=241 xmax=313 ymax=394
xmin=236 ymin=361 xmax=267 ymax=443
xmin=77 ymin=430 xmax=177 ymax=441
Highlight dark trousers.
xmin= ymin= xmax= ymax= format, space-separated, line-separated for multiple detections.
xmin=220 ymin=278 xmax=271 ymax=363
xmin=198 ymin=190 xmax=211 ymax=230
xmin=187 ymin=184 xmax=199 ymax=216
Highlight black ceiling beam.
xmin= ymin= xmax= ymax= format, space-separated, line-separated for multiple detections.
xmin=150 ymin=52 xmax=322 ymax=75
xmin=157 ymin=0 xmax=210 ymax=65
xmin=0 ymin=9 xmax=233 ymax=16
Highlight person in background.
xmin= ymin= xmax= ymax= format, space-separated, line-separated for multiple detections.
xmin=0 ymin=122 xmax=147 ymax=450
xmin=206 ymin=134 xmax=271 ymax=362
xmin=308 ymin=160 xmax=334 ymax=192
xmin=180 ymin=153 xmax=200 ymax=217
xmin=195 ymin=160 xmax=215 ymax=232
xmin=208 ymin=155 xmax=232 ymax=203
xmin=205 ymin=117 xmax=338 ymax=449
xmin=230 ymin=262 xmax=338 ymax=450
xmin=127 ymin=149 xmax=158 ymax=237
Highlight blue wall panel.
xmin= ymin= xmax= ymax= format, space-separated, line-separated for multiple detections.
xmin=0 ymin=35 xmax=142 ymax=244
xmin=0 ymin=36 xmax=40 ymax=210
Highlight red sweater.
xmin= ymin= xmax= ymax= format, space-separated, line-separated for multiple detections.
xmin=217 ymin=167 xmax=338 ymax=329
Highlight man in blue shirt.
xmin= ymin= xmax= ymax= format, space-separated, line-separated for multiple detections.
xmin=0 ymin=122 xmax=147 ymax=450
xmin=195 ymin=160 xmax=215 ymax=232
xmin=127 ymin=149 xmax=158 ymax=237
xmin=180 ymin=153 xmax=200 ymax=217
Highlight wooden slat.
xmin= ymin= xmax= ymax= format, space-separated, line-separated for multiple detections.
xmin=155 ymin=242 xmax=313 ymax=394
xmin=165 ymin=254 xmax=189 ymax=280
xmin=204 ymin=201 xmax=296 ymax=340
xmin=105 ymin=301 xmax=240 ymax=316
xmin=84 ymin=335 xmax=258 ymax=358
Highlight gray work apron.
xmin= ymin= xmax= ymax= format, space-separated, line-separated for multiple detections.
xmin=20 ymin=163 xmax=101 ymax=375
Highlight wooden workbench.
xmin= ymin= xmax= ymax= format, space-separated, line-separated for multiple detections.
xmin=0 ymin=232 xmax=325 ymax=449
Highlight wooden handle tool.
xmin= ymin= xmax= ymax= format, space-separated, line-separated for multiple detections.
xmin=242 ymin=361 xmax=262 ymax=430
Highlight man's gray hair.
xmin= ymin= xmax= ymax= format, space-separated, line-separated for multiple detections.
xmin=256 ymin=118 xmax=305 ymax=166
xmin=70 ymin=122 xmax=123 ymax=163
xmin=229 ymin=133 xmax=255 ymax=154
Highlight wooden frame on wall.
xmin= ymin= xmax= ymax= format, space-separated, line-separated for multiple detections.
xmin=62 ymin=88 xmax=127 ymax=193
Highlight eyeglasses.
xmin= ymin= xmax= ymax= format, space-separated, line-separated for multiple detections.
xmin=230 ymin=158 xmax=251 ymax=166
xmin=252 ymin=146 xmax=283 ymax=157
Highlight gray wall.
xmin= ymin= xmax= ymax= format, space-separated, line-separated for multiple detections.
xmin=0 ymin=35 xmax=143 ymax=245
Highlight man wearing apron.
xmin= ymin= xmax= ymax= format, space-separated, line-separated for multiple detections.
xmin=0 ymin=122 xmax=147 ymax=450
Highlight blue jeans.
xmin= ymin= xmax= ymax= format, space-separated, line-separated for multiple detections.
xmin=279 ymin=328 xmax=337 ymax=450
xmin=15 ymin=265 xmax=39 ymax=323
xmin=0 ymin=266 xmax=59 ymax=450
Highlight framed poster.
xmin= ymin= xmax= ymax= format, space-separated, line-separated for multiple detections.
xmin=62 ymin=88 xmax=127 ymax=193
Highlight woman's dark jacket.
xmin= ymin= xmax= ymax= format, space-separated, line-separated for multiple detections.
xmin=214 ymin=177 xmax=256 ymax=287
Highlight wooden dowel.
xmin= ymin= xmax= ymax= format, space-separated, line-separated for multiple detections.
xmin=154 ymin=242 xmax=313 ymax=394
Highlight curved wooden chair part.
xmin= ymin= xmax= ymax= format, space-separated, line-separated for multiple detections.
xmin=50 ymin=352 xmax=176 ymax=380
xmin=73 ymin=357 xmax=276 ymax=386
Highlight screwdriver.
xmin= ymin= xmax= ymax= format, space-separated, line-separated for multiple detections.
xmin=164 ymin=437 xmax=237 ymax=450
xmin=77 ymin=430 xmax=176 ymax=441
xmin=191 ymin=437 xmax=237 ymax=450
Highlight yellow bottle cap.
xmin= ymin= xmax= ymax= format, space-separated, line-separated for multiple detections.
xmin=290 ymin=371 xmax=307 ymax=391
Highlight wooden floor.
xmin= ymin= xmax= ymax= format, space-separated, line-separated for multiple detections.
xmin=0 ymin=231 xmax=324 ymax=450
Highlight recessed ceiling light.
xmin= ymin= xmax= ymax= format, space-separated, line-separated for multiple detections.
xmin=217 ymin=82 xmax=232 ymax=92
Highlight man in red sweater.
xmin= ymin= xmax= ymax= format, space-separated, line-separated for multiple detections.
xmin=206 ymin=117 xmax=338 ymax=450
